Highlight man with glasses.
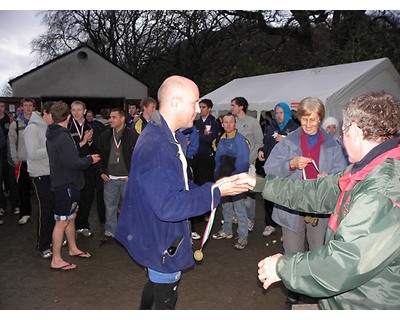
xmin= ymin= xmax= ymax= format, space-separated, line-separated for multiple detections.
xmin=239 ymin=92 xmax=400 ymax=310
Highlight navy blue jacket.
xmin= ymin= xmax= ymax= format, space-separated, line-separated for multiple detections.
xmin=214 ymin=130 xmax=250 ymax=180
xmin=116 ymin=111 xmax=222 ymax=273
xmin=194 ymin=114 xmax=220 ymax=157
xmin=46 ymin=124 xmax=93 ymax=192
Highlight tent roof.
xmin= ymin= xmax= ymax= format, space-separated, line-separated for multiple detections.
xmin=203 ymin=58 xmax=400 ymax=119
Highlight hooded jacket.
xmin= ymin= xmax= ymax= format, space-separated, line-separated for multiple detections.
xmin=321 ymin=116 xmax=340 ymax=140
xmin=25 ymin=111 xmax=50 ymax=177
xmin=258 ymin=102 xmax=299 ymax=161
xmin=8 ymin=114 xmax=29 ymax=165
xmin=116 ymin=111 xmax=222 ymax=273
xmin=254 ymin=141 xmax=400 ymax=309
xmin=46 ymin=123 xmax=93 ymax=191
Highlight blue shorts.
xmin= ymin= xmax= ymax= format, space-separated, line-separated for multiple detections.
xmin=53 ymin=188 xmax=80 ymax=221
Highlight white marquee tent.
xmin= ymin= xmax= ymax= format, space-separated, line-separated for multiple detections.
xmin=202 ymin=57 xmax=400 ymax=123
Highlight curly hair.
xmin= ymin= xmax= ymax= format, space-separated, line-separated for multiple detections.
xmin=342 ymin=92 xmax=400 ymax=142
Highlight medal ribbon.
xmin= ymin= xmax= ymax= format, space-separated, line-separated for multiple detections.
xmin=72 ymin=118 xmax=85 ymax=141
xmin=199 ymin=179 xmax=229 ymax=249
xmin=113 ymin=129 xmax=122 ymax=151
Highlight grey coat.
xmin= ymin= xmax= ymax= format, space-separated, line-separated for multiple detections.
xmin=264 ymin=127 xmax=347 ymax=233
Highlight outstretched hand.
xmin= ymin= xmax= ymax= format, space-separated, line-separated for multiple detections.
xmin=235 ymin=172 xmax=257 ymax=189
xmin=216 ymin=173 xmax=256 ymax=197
xmin=257 ymin=253 xmax=283 ymax=289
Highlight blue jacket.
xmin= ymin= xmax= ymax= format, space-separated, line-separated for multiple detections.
xmin=194 ymin=114 xmax=220 ymax=157
xmin=182 ymin=126 xmax=199 ymax=159
xmin=214 ymin=130 xmax=250 ymax=180
xmin=264 ymin=127 xmax=347 ymax=233
xmin=116 ymin=111 xmax=222 ymax=273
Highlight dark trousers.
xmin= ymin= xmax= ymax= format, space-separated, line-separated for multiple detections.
xmin=264 ymin=199 xmax=277 ymax=227
xmin=6 ymin=162 xmax=19 ymax=210
xmin=95 ymin=172 xmax=105 ymax=224
xmin=0 ymin=147 xmax=9 ymax=195
xmin=139 ymin=279 xmax=180 ymax=310
xmin=75 ymin=165 xmax=96 ymax=230
xmin=17 ymin=162 xmax=31 ymax=217
xmin=191 ymin=154 xmax=215 ymax=227
xmin=191 ymin=154 xmax=215 ymax=186
xmin=31 ymin=176 xmax=55 ymax=252
xmin=0 ymin=155 xmax=6 ymax=210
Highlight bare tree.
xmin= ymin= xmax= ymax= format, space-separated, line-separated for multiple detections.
xmin=31 ymin=10 xmax=400 ymax=95
xmin=1 ymin=83 xmax=12 ymax=97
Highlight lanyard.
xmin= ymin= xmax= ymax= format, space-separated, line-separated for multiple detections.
xmin=113 ymin=129 xmax=122 ymax=150
xmin=72 ymin=118 xmax=85 ymax=141
xmin=302 ymin=159 xmax=319 ymax=180
xmin=113 ymin=129 xmax=122 ymax=162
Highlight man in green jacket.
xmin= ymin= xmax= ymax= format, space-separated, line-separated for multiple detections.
xmin=238 ymin=92 xmax=400 ymax=309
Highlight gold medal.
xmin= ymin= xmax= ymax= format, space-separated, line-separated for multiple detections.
xmin=312 ymin=218 xmax=319 ymax=227
xmin=115 ymin=150 xmax=120 ymax=157
xmin=304 ymin=215 xmax=312 ymax=224
xmin=194 ymin=249 xmax=203 ymax=261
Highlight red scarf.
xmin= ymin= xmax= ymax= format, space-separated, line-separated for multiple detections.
xmin=328 ymin=145 xmax=400 ymax=232
xmin=300 ymin=129 xmax=324 ymax=179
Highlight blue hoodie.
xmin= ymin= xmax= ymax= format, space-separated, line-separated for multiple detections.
xmin=274 ymin=102 xmax=292 ymax=132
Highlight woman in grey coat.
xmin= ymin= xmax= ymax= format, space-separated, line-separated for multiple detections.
xmin=264 ymin=97 xmax=347 ymax=307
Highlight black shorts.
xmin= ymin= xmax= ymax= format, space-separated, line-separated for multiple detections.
xmin=53 ymin=188 xmax=80 ymax=221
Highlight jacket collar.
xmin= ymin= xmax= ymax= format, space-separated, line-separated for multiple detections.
xmin=352 ymin=138 xmax=399 ymax=174
xmin=150 ymin=110 xmax=186 ymax=153
xmin=220 ymin=129 xmax=238 ymax=140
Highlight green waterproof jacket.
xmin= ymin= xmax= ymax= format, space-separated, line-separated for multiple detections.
xmin=254 ymin=145 xmax=400 ymax=309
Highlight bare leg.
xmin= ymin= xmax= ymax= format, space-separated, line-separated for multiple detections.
xmin=51 ymin=220 xmax=76 ymax=269
xmin=67 ymin=217 xmax=91 ymax=258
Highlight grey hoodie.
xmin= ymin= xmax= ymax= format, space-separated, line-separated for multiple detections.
xmin=25 ymin=111 xmax=50 ymax=177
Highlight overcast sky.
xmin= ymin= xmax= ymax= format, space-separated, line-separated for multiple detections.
xmin=0 ymin=2 xmax=395 ymax=94
xmin=0 ymin=10 xmax=46 ymax=91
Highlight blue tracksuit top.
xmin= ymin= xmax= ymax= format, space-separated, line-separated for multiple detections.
xmin=214 ymin=129 xmax=250 ymax=180
xmin=116 ymin=111 xmax=221 ymax=273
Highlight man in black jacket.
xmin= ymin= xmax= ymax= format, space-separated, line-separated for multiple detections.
xmin=68 ymin=100 xmax=97 ymax=237
xmin=97 ymin=108 xmax=138 ymax=244
xmin=46 ymin=101 xmax=100 ymax=270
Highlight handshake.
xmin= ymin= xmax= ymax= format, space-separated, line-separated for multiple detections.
xmin=216 ymin=173 xmax=257 ymax=197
